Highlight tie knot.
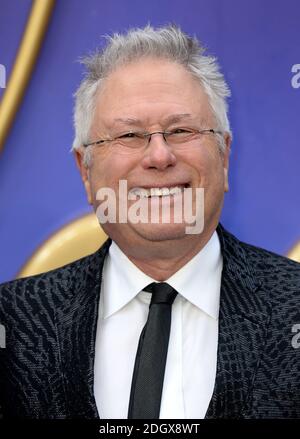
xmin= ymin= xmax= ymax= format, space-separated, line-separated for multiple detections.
xmin=144 ymin=282 xmax=178 ymax=306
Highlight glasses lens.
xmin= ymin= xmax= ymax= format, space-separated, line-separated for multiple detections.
xmin=117 ymin=132 xmax=146 ymax=149
xmin=167 ymin=129 xmax=199 ymax=146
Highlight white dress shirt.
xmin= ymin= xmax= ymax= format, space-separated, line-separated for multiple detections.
xmin=94 ymin=231 xmax=223 ymax=419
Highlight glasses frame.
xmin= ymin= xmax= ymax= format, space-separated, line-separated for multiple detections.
xmin=83 ymin=128 xmax=223 ymax=149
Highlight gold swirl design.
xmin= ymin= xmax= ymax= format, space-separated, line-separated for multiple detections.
xmin=17 ymin=213 xmax=108 ymax=278
xmin=288 ymin=241 xmax=300 ymax=263
xmin=0 ymin=0 xmax=55 ymax=153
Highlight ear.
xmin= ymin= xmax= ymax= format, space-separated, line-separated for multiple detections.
xmin=222 ymin=133 xmax=231 ymax=193
xmin=74 ymin=148 xmax=93 ymax=205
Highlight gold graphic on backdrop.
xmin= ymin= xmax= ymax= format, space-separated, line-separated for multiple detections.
xmin=288 ymin=240 xmax=300 ymax=263
xmin=17 ymin=213 xmax=108 ymax=278
xmin=0 ymin=0 xmax=55 ymax=153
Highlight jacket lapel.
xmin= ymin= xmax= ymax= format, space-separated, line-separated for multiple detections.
xmin=56 ymin=238 xmax=111 ymax=418
xmin=205 ymin=224 xmax=271 ymax=418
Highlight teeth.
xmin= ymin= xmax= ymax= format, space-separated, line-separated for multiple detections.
xmin=151 ymin=188 xmax=165 ymax=197
xmin=169 ymin=186 xmax=183 ymax=195
xmin=129 ymin=188 xmax=150 ymax=198
xmin=129 ymin=188 xmax=149 ymax=198
xmin=129 ymin=185 xmax=185 ymax=198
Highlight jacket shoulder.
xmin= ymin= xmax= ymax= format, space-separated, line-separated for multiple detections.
xmin=241 ymin=239 xmax=300 ymax=271
xmin=0 ymin=239 xmax=110 ymax=311
xmin=221 ymin=224 xmax=300 ymax=270
xmin=219 ymin=225 xmax=300 ymax=299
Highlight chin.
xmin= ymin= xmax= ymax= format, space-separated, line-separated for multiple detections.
xmin=129 ymin=222 xmax=189 ymax=242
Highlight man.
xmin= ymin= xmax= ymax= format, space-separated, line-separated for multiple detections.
xmin=0 ymin=25 xmax=299 ymax=419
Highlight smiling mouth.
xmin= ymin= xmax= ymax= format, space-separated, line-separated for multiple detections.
xmin=128 ymin=183 xmax=190 ymax=198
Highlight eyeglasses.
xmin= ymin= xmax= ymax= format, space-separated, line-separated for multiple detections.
xmin=83 ymin=128 xmax=222 ymax=151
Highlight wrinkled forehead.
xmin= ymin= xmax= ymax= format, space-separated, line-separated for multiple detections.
xmin=91 ymin=58 xmax=214 ymax=130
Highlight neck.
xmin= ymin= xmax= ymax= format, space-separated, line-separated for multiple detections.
xmin=122 ymin=230 xmax=215 ymax=281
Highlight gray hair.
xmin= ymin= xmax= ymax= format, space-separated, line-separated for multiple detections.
xmin=72 ymin=24 xmax=231 ymax=161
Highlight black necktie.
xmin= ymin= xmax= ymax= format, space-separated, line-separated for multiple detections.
xmin=128 ymin=282 xmax=178 ymax=419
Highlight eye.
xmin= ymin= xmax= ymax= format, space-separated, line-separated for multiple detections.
xmin=174 ymin=128 xmax=187 ymax=133
xmin=170 ymin=128 xmax=193 ymax=135
xmin=117 ymin=132 xmax=139 ymax=139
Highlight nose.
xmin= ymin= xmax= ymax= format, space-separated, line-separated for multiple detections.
xmin=141 ymin=132 xmax=177 ymax=170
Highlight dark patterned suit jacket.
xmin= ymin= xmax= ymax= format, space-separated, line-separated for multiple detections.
xmin=0 ymin=224 xmax=300 ymax=419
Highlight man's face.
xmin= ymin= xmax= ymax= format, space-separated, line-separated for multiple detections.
xmin=75 ymin=58 xmax=230 ymax=252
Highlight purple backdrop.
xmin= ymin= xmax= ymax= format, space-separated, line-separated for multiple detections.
xmin=0 ymin=0 xmax=299 ymax=283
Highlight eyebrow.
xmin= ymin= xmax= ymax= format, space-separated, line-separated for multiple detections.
xmin=112 ymin=117 xmax=141 ymax=126
xmin=163 ymin=113 xmax=195 ymax=125
xmin=112 ymin=113 xmax=194 ymax=127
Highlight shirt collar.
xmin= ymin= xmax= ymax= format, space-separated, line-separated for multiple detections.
xmin=101 ymin=242 xmax=155 ymax=318
xmin=166 ymin=231 xmax=222 ymax=319
xmin=102 ymin=231 xmax=222 ymax=320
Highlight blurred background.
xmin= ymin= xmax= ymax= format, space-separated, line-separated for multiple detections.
xmin=0 ymin=0 xmax=299 ymax=283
